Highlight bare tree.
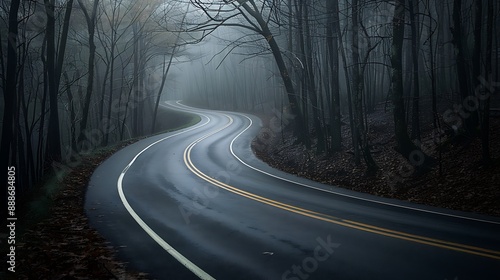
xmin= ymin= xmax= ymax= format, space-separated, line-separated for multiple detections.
xmin=481 ymin=0 xmax=494 ymax=163
xmin=326 ymin=0 xmax=342 ymax=152
xmin=44 ymin=0 xmax=59 ymax=163
xmin=390 ymin=0 xmax=432 ymax=169
xmin=409 ymin=0 xmax=420 ymax=140
xmin=76 ymin=0 xmax=99 ymax=147
xmin=451 ymin=0 xmax=472 ymax=135
xmin=0 ymin=0 xmax=21 ymax=209
xmin=188 ymin=0 xmax=309 ymax=145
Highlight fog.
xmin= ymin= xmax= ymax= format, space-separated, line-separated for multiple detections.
xmin=1 ymin=0 xmax=499 ymax=209
xmin=171 ymin=27 xmax=285 ymax=112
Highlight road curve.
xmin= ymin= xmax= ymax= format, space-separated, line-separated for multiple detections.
xmin=86 ymin=101 xmax=500 ymax=280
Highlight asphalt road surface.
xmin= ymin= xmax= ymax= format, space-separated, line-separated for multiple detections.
xmin=86 ymin=101 xmax=500 ymax=280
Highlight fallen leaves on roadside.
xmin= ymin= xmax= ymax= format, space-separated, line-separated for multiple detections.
xmin=253 ymin=109 xmax=500 ymax=217
xmin=15 ymin=140 xmax=148 ymax=280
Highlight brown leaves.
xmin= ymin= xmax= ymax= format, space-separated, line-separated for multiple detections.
xmin=16 ymin=145 xmax=149 ymax=280
xmin=253 ymin=108 xmax=500 ymax=218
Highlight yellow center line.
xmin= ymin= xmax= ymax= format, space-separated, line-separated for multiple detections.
xmin=183 ymin=114 xmax=500 ymax=260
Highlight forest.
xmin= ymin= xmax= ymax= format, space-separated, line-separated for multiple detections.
xmin=1 ymin=0 xmax=499 ymax=211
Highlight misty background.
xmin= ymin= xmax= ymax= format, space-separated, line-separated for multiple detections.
xmin=1 ymin=0 xmax=499 ymax=206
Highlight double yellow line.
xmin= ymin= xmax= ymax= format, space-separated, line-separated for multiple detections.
xmin=183 ymin=114 xmax=500 ymax=260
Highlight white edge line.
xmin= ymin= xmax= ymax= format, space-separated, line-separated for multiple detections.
xmin=227 ymin=113 xmax=500 ymax=226
xmin=117 ymin=102 xmax=216 ymax=280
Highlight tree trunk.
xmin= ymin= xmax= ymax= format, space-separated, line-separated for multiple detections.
xmin=351 ymin=0 xmax=362 ymax=165
xmin=409 ymin=0 xmax=421 ymax=140
xmin=44 ymin=0 xmax=62 ymax=165
xmin=481 ymin=0 xmax=493 ymax=163
xmin=55 ymin=0 xmax=74 ymax=89
xmin=470 ymin=0 xmax=482 ymax=134
xmin=77 ymin=0 xmax=99 ymax=147
xmin=352 ymin=0 xmax=376 ymax=171
xmin=64 ymin=72 xmax=78 ymax=152
xmin=20 ymin=66 xmax=36 ymax=188
xmin=337 ymin=14 xmax=358 ymax=161
xmin=103 ymin=45 xmax=115 ymax=146
xmin=0 ymin=0 xmax=21 ymax=209
xmin=295 ymin=1 xmax=323 ymax=153
xmin=428 ymin=0 xmax=438 ymax=129
xmin=37 ymin=39 xmax=48 ymax=178
xmin=452 ymin=0 xmax=472 ymax=134
xmin=304 ymin=3 xmax=324 ymax=154
xmin=326 ymin=0 xmax=342 ymax=152
xmin=132 ymin=23 xmax=140 ymax=137
xmin=391 ymin=0 xmax=433 ymax=170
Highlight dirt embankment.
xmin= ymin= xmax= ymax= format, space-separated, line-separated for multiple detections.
xmin=252 ymin=108 xmax=500 ymax=217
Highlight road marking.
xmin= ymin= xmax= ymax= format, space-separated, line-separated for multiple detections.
xmin=172 ymin=102 xmax=500 ymax=225
xmin=117 ymin=104 xmax=216 ymax=280
xmin=227 ymin=112 xmax=500 ymax=226
xmin=183 ymin=113 xmax=500 ymax=260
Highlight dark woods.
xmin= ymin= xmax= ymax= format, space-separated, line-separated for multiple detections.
xmin=187 ymin=0 xmax=498 ymax=171
xmin=0 ymin=1 xmax=189 ymax=208
xmin=1 ymin=0 xmax=499 ymax=207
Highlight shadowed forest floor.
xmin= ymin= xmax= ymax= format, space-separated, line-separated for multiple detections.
xmin=12 ymin=139 xmax=149 ymax=280
xmin=10 ymin=108 xmax=198 ymax=280
xmin=253 ymin=105 xmax=500 ymax=218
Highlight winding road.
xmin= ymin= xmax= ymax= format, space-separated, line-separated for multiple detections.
xmin=86 ymin=101 xmax=500 ymax=280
